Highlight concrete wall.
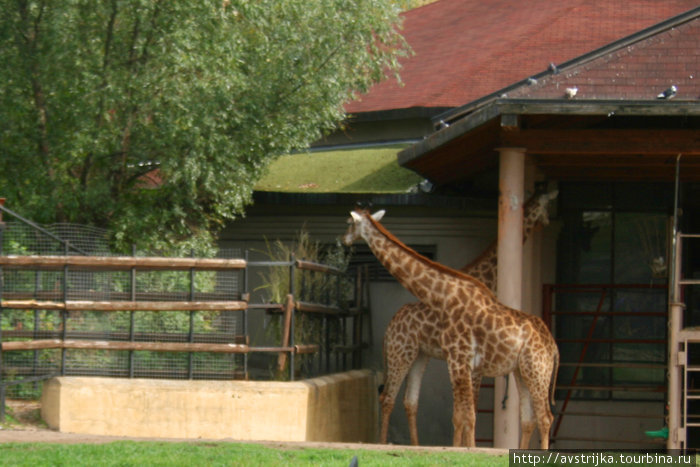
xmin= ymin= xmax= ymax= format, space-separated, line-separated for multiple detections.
xmin=41 ymin=370 xmax=378 ymax=442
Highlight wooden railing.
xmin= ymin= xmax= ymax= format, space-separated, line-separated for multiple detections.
xmin=0 ymin=253 xmax=367 ymax=421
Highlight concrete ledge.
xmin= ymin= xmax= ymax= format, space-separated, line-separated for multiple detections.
xmin=41 ymin=370 xmax=378 ymax=442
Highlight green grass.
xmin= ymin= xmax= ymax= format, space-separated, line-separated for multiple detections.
xmin=0 ymin=441 xmax=509 ymax=466
xmin=255 ymin=145 xmax=423 ymax=193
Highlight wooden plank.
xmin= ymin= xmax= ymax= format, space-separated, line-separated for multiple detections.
xmin=295 ymin=259 xmax=342 ymax=274
xmin=2 ymin=290 xmax=243 ymax=302
xmin=293 ymin=344 xmax=319 ymax=354
xmin=0 ymin=255 xmax=246 ymax=271
xmin=1 ymin=339 xmax=63 ymax=350
xmin=1 ymin=299 xmax=247 ymax=311
xmin=295 ymin=301 xmax=342 ymax=315
xmin=2 ymin=330 xmax=249 ymax=344
xmin=277 ymin=294 xmax=294 ymax=372
xmin=501 ymin=129 xmax=700 ymax=155
xmin=1 ymin=339 xmax=249 ymax=353
xmin=498 ymin=99 xmax=700 ymax=117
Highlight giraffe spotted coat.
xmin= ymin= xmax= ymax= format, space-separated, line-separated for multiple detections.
xmin=343 ymin=207 xmax=559 ymax=449
xmin=380 ymin=191 xmax=557 ymax=446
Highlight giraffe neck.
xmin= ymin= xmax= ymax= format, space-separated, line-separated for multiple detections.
xmin=363 ymin=215 xmax=490 ymax=312
xmin=521 ymin=200 xmax=541 ymax=244
xmin=462 ymin=196 xmax=541 ymax=273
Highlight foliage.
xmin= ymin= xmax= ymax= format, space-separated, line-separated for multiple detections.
xmin=0 ymin=0 xmax=407 ymax=252
xmin=256 ymin=229 xmax=352 ymax=379
xmin=0 ymin=441 xmax=509 ymax=466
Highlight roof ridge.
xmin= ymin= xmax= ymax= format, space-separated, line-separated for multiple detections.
xmin=434 ymin=5 xmax=700 ymax=125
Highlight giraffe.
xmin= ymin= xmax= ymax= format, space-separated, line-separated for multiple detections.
xmin=343 ymin=208 xmax=559 ymax=449
xmin=380 ymin=191 xmax=558 ymax=446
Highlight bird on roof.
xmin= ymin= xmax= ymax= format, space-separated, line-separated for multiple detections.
xmin=565 ymin=87 xmax=578 ymax=99
xmin=657 ymin=85 xmax=677 ymax=99
xmin=548 ymin=62 xmax=560 ymax=74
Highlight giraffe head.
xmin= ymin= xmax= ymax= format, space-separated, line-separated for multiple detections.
xmin=343 ymin=208 xmax=385 ymax=245
xmin=526 ymin=190 xmax=558 ymax=227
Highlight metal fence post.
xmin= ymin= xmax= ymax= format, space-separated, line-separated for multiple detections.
xmin=188 ymin=250 xmax=195 ymax=379
xmin=129 ymin=245 xmax=136 ymax=378
xmin=243 ymin=250 xmax=249 ymax=378
xmin=289 ymin=254 xmax=295 ymax=381
xmin=60 ymin=242 xmax=69 ymax=375
xmin=0 ymin=204 xmax=5 ymax=421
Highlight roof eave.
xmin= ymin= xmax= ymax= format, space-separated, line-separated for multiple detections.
xmin=399 ymin=99 xmax=700 ymax=169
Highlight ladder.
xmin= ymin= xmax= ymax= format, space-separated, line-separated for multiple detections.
xmin=668 ymin=233 xmax=700 ymax=449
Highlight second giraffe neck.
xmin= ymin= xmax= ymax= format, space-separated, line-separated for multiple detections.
xmin=365 ymin=217 xmax=492 ymax=311
xmin=462 ymin=200 xmax=542 ymax=272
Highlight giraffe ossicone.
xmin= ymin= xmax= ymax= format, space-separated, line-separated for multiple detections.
xmin=343 ymin=206 xmax=559 ymax=449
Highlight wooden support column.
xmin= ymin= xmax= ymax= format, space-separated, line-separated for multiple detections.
xmin=494 ymin=147 xmax=525 ymax=449
xmin=668 ymin=231 xmax=683 ymax=449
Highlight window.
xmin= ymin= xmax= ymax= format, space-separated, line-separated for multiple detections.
xmin=555 ymin=183 xmax=671 ymax=401
xmin=347 ymin=244 xmax=437 ymax=282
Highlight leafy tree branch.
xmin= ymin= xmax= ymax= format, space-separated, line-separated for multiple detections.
xmin=0 ymin=0 xmax=408 ymax=252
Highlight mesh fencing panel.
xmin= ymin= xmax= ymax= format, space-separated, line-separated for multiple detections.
xmin=1 ymin=217 xmax=361 ymax=400
xmin=1 ymin=222 xmax=247 ymax=398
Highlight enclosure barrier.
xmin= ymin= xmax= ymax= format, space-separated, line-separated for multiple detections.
xmin=667 ymin=232 xmax=700 ymax=450
xmin=543 ymin=283 xmax=667 ymax=448
xmin=0 ymin=246 xmax=367 ymax=422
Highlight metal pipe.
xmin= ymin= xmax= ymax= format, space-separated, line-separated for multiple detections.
xmin=667 ymin=154 xmax=682 ymax=449
xmin=243 ymin=250 xmax=249 ymax=378
xmin=129 ymin=246 xmax=136 ymax=378
xmin=188 ymin=250 xmax=195 ymax=380
xmin=289 ymin=253 xmax=295 ymax=381
xmin=0 ymin=218 xmax=5 ymax=421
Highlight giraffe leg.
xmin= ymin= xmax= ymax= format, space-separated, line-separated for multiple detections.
xmin=529 ymin=374 xmax=554 ymax=450
xmin=404 ymin=353 xmax=430 ymax=446
xmin=533 ymin=395 xmax=553 ymax=450
xmin=380 ymin=363 xmax=412 ymax=444
xmin=447 ymin=363 xmax=476 ymax=447
xmin=380 ymin=319 xmax=419 ymax=444
xmin=517 ymin=349 xmax=556 ymax=450
xmin=461 ymin=372 xmax=482 ymax=446
xmin=514 ymin=372 xmax=536 ymax=449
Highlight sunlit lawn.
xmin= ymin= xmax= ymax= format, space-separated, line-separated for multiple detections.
xmin=0 ymin=441 xmax=509 ymax=466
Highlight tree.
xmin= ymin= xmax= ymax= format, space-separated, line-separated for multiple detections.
xmin=0 ymin=0 xmax=407 ymax=252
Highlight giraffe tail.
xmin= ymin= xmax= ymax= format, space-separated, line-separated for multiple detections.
xmin=549 ymin=346 xmax=560 ymax=408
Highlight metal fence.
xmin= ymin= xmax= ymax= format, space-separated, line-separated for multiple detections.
xmin=0 ymin=202 xmax=368 ymax=420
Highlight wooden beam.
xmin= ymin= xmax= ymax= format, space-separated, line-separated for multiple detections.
xmin=1 ymin=339 xmax=249 ymax=353
xmin=1 ymin=299 xmax=247 ymax=312
xmin=0 ymin=255 xmax=246 ymax=271
xmin=277 ymin=294 xmax=295 ymax=372
xmin=502 ymin=129 xmax=700 ymax=155
xmin=295 ymin=301 xmax=342 ymax=315
xmin=498 ymin=99 xmax=700 ymax=117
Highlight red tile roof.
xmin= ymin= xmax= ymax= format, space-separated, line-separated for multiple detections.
xmin=508 ymin=14 xmax=700 ymax=100
xmin=345 ymin=0 xmax=699 ymax=113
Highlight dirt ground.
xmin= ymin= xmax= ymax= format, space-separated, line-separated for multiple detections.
xmin=0 ymin=400 xmax=507 ymax=455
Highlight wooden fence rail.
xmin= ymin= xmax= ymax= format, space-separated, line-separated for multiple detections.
xmin=0 ymin=255 xmax=247 ymax=271
xmin=0 ymin=247 xmax=367 ymax=424
xmin=1 ymin=299 xmax=248 ymax=312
